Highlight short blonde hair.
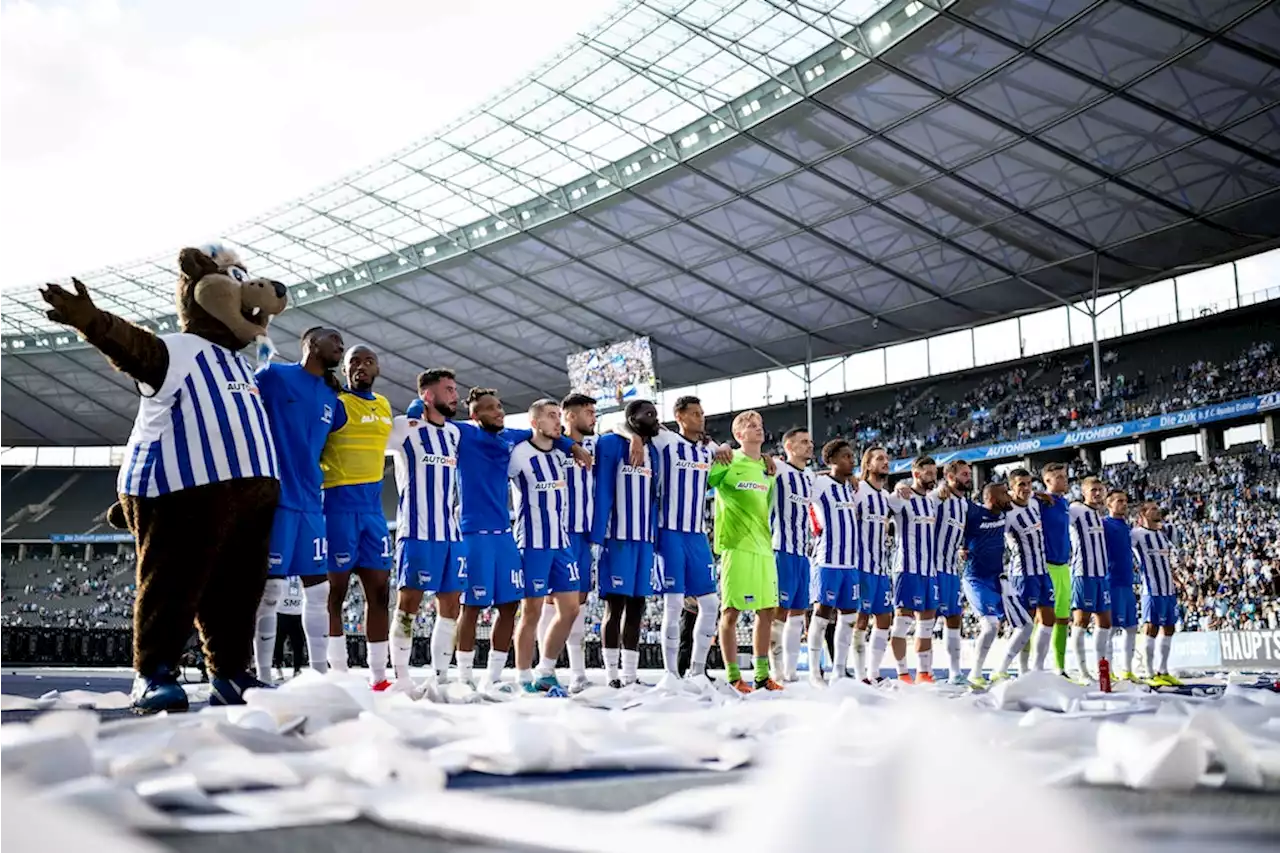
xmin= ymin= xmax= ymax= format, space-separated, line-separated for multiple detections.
xmin=731 ymin=410 xmax=762 ymax=439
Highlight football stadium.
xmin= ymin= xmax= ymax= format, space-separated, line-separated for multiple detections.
xmin=3 ymin=0 xmax=1280 ymax=850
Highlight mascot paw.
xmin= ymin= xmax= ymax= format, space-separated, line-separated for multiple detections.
xmin=39 ymin=278 xmax=100 ymax=331
xmin=106 ymin=502 xmax=128 ymax=530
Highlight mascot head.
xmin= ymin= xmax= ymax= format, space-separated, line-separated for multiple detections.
xmin=176 ymin=244 xmax=287 ymax=351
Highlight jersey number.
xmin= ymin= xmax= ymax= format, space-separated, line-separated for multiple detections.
xmin=510 ymin=569 xmax=525 ymax=589
xmin=312 ymin=538 xmax=328 ymax=563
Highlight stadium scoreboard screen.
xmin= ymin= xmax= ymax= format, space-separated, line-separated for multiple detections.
xmin=566 ymin=337 xmax=656 ymax=413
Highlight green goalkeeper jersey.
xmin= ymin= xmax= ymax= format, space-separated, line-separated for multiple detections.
xmin=709 ymin=451 xmax=774 ymax=556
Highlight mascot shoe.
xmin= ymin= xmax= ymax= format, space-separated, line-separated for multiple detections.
xmin=209 ymin=672 xmax=275 ymax=706
xmin=131 ymin=665 xmax=190 ymax=715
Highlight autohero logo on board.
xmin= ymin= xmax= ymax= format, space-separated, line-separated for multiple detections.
xmin=1064 ymin=425 xmax=1125 ymax=444
xmin=984 ymin=439 xmax=1040 ymax=458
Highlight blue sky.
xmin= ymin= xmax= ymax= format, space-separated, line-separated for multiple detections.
xmin=0 ymin=0 xmax=618 ymax=286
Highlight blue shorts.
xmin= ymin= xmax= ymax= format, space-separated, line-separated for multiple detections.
xmin=1111 ymin=584 xmax=1138 ymax=628
xmin=936 ymin=573 xmax=964 ymax=617
xmin=1012 ymin=573 xmax=1055 ymax=610
xmin=463 ymin=532 xmax=523 ymax=607
xmin=775 ymin=551 xmax=810 ymax=610
xmin=326 ymin=510 xmax=392 ymax=572
xmin=859 ymin=571 xmax=894 ymax=615
xmin=1143 ymin=593 xmax=1178 ymax=627
xmin=1072 ymin=575 xmax=1112 ymax=613
xmin=655 ymin=529 xmax=717 ymax=597
xmin=566 ymin=532 xmax=595 ymax=593
xmin=521 ymin=547 xmax=581 ymax=597
xmin=394 ymin=538 xmax=467 ymax=594
xmin=598 ymin=539 xmax=655 ymax=598
xmin=268 ymin=509 xmax=328 ymax=578
xmin=813 ymin=566 xmax=860 ymax=611
xmin=893 ymin=572 xmax=938 ymax=612
xmin=965 ymin=575 xmax=1032 ymax=628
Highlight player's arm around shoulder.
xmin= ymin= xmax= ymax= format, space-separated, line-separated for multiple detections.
xmin=707 ymin=454 xmax=735 ymax=489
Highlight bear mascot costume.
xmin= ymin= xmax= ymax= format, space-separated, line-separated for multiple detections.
xmin=40 ymin=245 xmax=288 ymax=713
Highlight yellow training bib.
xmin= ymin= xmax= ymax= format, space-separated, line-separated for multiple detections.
xmin=320 ymin=391 xmax=392 ymax=488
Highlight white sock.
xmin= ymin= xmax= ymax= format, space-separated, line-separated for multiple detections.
xmin=1033 ymin=625 xmax=1053 ymax=671
xmin=253 ymin=578 xmax=284 ymax=681
xmin=1072 ymin=625 xmax=1088 ymax=676
xmin=852 ymin=627 xmax=867 ymax=681
xmin=567 ymin=610 xmax=586 ymax=677
xmin=367 ymin=640 xmax=388 ymax=682
xmin=783 ymin=614 xmax=805 ymax=680
xmin=769 ymin=619 xmax=784 ymax=680
xmin=518 ymin=668 xmax=534 ymax=685
xmin=690 ymin=593 xmax=718 ymax=677
xmin=327 ymin=635 xmax=348 ymax=673
xmin=456 ymin=649 xmax=475 ymax=683
xmin=661 ymin=593 xmax=682 ymax=674
xmin=302 ymin=580 xmax=330 ymax=674
xmin=1094 ymin=624 xmax=1110 ymax=669
xmin=833 ymin=613 xmax=855 ymax=676
xmin=622 ymin=648 xmax=640 ymax=682
xmin=1120 ymin=626 xmax=1137 ymax=674
xmin=1157 ymin=633 xmax=1173 ymax=673
xmin=391 ymin=610 xmax=414 ymax=679
xmin=487 ymin=647 xmax=509 ymax=683
xmin=807 ymin=614 xmax=830 ymax=678
xmin=431 ymin=616 xmax=456 ymax=680
xmin=536 ymin=600 xmax=555 ymax=653
xmin=914 ymin=618 xmax=934 ymax=678
xmin=944 ymin=625 xmax=962 ymax=679
xmin=890 ymin=614 xmax=913 ymax=675
xmin=867 ymin=627 xmax=890 ymax=681
xmin=998 ymin=623 xmax=1033 ymax=675
xmin=974 ymin=616 xmax=999 ymax=678
xmin=1018 ymin=644 xmax=1031 ymax=675
xmin=604 ymin=646 xmax=620 ymax=682
xmin=1144 ymin=633 xmax=1157 ymax=675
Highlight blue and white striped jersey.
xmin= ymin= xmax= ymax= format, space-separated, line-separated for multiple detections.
xmin=590 ymin=433 xmax=656 ymax=543
xmin=1069 ymin=503 xmax=1109 ymax=579
xmin=810 ymin=474 xmax=858 ymax=568
xmin=771 ymin=463 xmax=814 ymax=555
xmin=118 ymin=334 xmax=278 ymax=497
xmin=389 ymin=416 xmax=461 ymax=542
xmin=652 ymin=430 xmax=717 ymax=534
xmin=1131 ymin=527 xmax=1176 ymax=597
xmin=508 ymin=440 xmax=569 ymax=550
xmin=932 ymin=492 xmax=970 ymax=575
xmin=1005 ymin=500 xmax=1049 ymax=576
xmin=887 ymin=491 xmax=938 ymax=576
xmin=560 ymin=434 xmax=595 ymax=535
xmin=855 ymin=479 xmax=892 ymax=576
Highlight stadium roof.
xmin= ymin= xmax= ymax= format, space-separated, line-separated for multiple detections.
xmin=4 ymin=0 xmax=1280 ymax=447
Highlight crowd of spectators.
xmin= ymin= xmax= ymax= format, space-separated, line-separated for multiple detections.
xmin=1 ymin=552 xmax=136 ymax=629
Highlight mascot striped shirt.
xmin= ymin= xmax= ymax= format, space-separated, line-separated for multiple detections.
xmin=118 ymin=333 xmax=278 ymax=497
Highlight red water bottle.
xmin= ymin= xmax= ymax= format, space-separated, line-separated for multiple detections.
xmin=1098 ymin=657 xmax=1112 ymax=693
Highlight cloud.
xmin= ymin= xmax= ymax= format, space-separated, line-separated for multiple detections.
xmin=0 ymin=0 xmax=616 ymax=287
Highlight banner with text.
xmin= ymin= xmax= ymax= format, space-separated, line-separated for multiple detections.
xmin=1219 ymin=630 xmax=1280 ymax=669
xmin=886 ymin=391 xmax=1280 ymax=474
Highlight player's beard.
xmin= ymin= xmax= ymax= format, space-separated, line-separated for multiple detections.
xmin=434 ymin=401 xmax=457 ymax=418
xmin=480 ymin=420 xmax=503 ymax=434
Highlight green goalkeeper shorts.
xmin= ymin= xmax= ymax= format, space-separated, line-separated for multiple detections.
xmin=720 ymin=550 xmax=778 ymax=611
xmin=1047 ymin=562 xmax=1071 ymax=619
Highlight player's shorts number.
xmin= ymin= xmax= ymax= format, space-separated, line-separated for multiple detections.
xmin=381 ymin=536 xmax=392 ymax=558
xmin=457 ymin=556 xmax=467 ymax=579
xmin=511 ymin=569 xmax=525 ymax=589
xmin=568 ymin=561 xmax=580 ymax=583
xmin=883 ymin=588 xmax=892 ymax=607
xmin=313 ymin=537 xmax=328 ymax=563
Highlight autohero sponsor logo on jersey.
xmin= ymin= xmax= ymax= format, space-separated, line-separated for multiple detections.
xmin=422 ymin=453 xmax=457 ymax=466
xmin=984 ymin=439 xmax=1040 ymax=458
xmin=620 ymin=465 xmax=651 ymax=476
xmin=226 ymin=380 xmax=257 ymax=395
xmin=673 ymin=459 xmax=711 ymax=472
xmin=1219 ymin=630 xmax=1280 ymax=665
xmin=980 ymin=520 xmax=1004 ymax=530
xmin=360 ymin=413 xmax=393 ymax=425
xmin=534 ymin=479 xmax=567 ymax=492
xmin=1064 ymin=424 xmax=1124 ymax=444
xmin=735 ymin=479 xmax=770 ymax=492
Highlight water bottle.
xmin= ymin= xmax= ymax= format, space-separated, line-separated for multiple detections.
xmin=1098 ymin=657 xmax=1112 ymax=693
